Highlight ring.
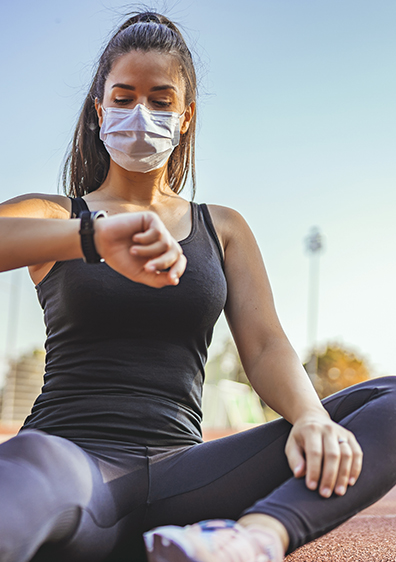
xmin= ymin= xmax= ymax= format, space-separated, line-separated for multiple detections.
xmin=338 ymin=438 xmax=348 ymax=444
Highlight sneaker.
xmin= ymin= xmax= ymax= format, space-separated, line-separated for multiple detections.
xmin=143 ymin=519 xmax=284 ymax=562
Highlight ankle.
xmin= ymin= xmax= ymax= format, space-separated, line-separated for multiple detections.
xmin=238 ymin=514 xmax=289 ymax=553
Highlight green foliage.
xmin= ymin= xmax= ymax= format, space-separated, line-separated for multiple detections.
xmin=305 ymin=343 xmax=371 ymax=399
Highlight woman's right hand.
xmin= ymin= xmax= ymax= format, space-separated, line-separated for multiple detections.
xmin=0 ymin=194 xmax=186 ymax=288
xmin=95 ymin=211 xmax=187 ymax=288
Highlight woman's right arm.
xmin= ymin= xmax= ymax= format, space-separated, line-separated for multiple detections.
xmin=0 ymin=194 xmax=186 ymax=288
xmin=0 ymin=194 xmax=75 ymax=270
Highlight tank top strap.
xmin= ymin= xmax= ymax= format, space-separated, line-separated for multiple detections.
xmin=198 ymin=203 xmax=225 ymax=271
xmin=69 ymin=197 xmax=90 ymax=218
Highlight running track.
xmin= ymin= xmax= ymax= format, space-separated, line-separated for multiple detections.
xmin=286 ymin=485 xmax=396 ymax=562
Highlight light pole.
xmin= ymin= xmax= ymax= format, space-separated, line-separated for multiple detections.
xmin=305 ymin=226 xmax=324 ymax=380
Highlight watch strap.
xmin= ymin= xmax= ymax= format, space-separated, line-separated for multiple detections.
xmin=79 ymin=210 xmax=107 ymax=263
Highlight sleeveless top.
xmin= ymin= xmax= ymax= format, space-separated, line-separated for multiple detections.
xmin=22 ymin=199 xmax=227 ymax=447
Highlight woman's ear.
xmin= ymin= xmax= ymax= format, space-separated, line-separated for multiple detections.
xmin=180 ymin=101 xmax=196 ymax=135
xmin=95 ymin=98 xmax=104 ymax=128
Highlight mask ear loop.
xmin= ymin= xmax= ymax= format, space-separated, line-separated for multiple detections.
xmin=179 ymin=108 xmax=189 ymax=135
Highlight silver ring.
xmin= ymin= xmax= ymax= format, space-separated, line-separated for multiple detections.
xmin=338 ymin=438 xmax=348 ymax=444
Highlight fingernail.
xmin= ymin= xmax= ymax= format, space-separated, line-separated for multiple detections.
xmin=172 ymin=277 xmax=179 ymax=285
xmin=336 ymin=485 xmax=346 ymax=496
xmin=307 ymin=480 xmax=317 ymax=490
xmin=320 ymin=488 xmax=331 ymax=498
xmin=294 ymin=464 xmax=303 ymax=476
xmin=145 ymin=264 xmax=156 ymax=272
xmin=349 ymin=477 xmax=356 ymax=486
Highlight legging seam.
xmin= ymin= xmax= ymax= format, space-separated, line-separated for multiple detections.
xmin=331 ymin=387 xmax=379 ymax=421
xmin=141 ymin=447 xmax=151 ymax=533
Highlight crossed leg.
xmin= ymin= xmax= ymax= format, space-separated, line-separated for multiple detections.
xmin=1 ymin=377 xmax=396 ymax=562
xmin=143 ymin=377 xmax=396 ymax=554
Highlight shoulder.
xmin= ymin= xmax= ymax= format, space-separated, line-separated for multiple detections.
xmin=0 ymin=193 xmax=71 ymax=219
xmin=205 ymin=204 xmax=254 ymax=253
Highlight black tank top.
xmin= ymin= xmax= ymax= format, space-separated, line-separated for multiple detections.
xmin=22 ymin=200 xmax=227 ymax=447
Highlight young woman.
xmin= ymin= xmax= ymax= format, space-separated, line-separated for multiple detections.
xmin=0 ymin=11 xmax=395 ymax=562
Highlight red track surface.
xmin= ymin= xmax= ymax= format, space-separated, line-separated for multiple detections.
xmin=286 ymin=485 xmax=396 ymax=562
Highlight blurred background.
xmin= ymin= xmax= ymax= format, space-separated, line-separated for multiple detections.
xmin=0 ymin=0 xmax=395 ymax=435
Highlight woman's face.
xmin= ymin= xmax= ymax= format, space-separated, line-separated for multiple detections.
xmin=96 ymin=50 xmax=194 ymax=134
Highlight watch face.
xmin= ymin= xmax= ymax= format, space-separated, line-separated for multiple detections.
xmin=93 ymin=210 xmax=108 ymax=220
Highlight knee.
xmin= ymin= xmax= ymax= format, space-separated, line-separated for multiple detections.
xmin=0 ymin=430 xmax=94 ymax=502
xmin=361 ymin=375 xmax=396 ymax=421
xmin=1 ymin=429 xmax=53 ymax=460
xmin=1 ymin=430 xmax=69 ymax=467
xmin=1 ymin=430 xmax=89 ymax=476
xmin=348 ymin=375 xmax=396 ymax=399
xmin=376 ymin=375 xmax=396 ymax=393
xmin=365 ymin=375 xmax=396 ymax=405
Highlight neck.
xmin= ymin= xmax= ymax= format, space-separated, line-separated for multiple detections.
xmin=97 ymin=162 xmax=176 ymax=206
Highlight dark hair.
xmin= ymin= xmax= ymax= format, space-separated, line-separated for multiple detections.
xmin=63 ymin=12 xmax=197 ymax=197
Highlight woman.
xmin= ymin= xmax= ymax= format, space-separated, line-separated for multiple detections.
xmin=0 ymin=11 xmax=395 ymax=562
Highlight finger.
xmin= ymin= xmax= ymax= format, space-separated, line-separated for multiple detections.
xmin=304 ymin=430 xmax=323 ymax=491
xmin=148 ymin=271 xmax=176 ymax=288
xmin=347 ymin=436 xmax=363 ymax=486
xmin=166 ymin=254 xmax=187 ymax=285
xmin=318 ymin=433 xmax=341 ymax=498
xmin=132 ymin=227 xmax=162 ymax=245
xmin=334 ymin=441 xmax=353 ymax=496
xmin=145 ymin=247 xmax=183 ymax=273
xmin=143 ymin=258 xmax=186 ymax=288
xmin=285 ymin=438 xmax=306 ymax=478
xmin=150 ymin=256 xmax=187 ymax=288
xmin=135 ymin=271 xmax=173 ymax=289
xmin=131 ymin=239 xmax=172 ymax=259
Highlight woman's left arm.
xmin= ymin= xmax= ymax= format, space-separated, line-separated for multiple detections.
xmin=210 ymin=205 xmax=362 ymax=498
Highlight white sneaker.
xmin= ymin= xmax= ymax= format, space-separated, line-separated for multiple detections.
xmin=144 ymin=519 xmax=284 ymax=562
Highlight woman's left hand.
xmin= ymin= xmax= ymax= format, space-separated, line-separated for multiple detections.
xmin=207 ymin=205 xmax=363 ymax=499
xmin=285 ymin=413 xmax=363 ymax=497
xmin=94 ymin=211 xmax=186 ymax=288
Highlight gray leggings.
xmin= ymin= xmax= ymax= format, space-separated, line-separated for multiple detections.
xmin=1 ymin=376 xmax=396 ymax=562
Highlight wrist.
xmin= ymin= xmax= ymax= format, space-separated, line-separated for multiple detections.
xmin=93 ymin=217 xmax=108 ymax=261
xmin=293 ymin=408 xmax=330 ymax=425
xmin=79 ymin=211 xmax=107 ymax=263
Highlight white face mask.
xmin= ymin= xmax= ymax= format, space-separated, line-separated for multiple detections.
xmin=99 ymin=104 xmax=182 ymax=173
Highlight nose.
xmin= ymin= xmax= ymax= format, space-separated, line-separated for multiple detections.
xmin=133 ymin=98 xmax=150 ymax=110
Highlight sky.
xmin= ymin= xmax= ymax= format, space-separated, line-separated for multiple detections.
xmin=0 ymin=0 xmax=395 ymax=383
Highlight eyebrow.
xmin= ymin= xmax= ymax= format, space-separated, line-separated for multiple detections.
xmin=150 ymin=85 xmax=177 ymax=92
xmin=111 ymin=83 xmax=135 ymax=91
xmin=111 ymin=83 xmax=177 ymax=92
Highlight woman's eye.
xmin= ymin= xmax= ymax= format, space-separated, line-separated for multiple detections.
xmin=152 ymin=100 xmax=171 ymax=108
xmin=114 ymin=98 xmax=133 ymax=105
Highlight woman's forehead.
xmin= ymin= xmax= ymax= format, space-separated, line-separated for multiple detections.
xmin=107 ymin=50 xmax=183 ymax=90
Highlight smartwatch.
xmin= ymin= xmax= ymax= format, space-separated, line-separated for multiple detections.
xmin=79 ymin=210 xmax=107 ymax=264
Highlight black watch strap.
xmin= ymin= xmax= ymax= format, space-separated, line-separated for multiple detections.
xmin=79 ymin=210 xmax=107 ymax=263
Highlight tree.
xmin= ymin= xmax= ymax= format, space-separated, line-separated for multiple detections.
xmin=304 ymin=343 xmax=371 ymax=399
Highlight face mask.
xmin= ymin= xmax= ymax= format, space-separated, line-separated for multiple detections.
xmin=99 ymin=104 xmax=182 ymax=173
